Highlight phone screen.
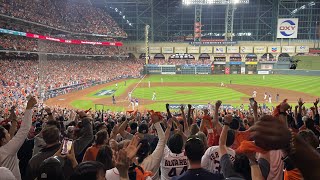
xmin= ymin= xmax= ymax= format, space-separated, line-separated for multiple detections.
xmin=61 ymin=139 xmax=73 ymax=155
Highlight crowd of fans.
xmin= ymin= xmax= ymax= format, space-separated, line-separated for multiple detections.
xmin=0 ymin=35 xmax=125 ymax=56
xmin=0 ymin=95 xmax=320 ymax=180
xmin=0 ymin=57 xmax=144 ymax=113
xmin=0 ymin=0 xmax=126 ymax=37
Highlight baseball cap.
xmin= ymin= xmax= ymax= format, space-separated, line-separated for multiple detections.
xmin=37 ymin=157 xmax=65 ymax=180
xmin=138 ymin=123 xmax=149 ymax=134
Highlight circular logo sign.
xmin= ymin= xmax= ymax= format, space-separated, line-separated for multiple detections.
xmin=279 ymin=20 xmax=296 ymax=37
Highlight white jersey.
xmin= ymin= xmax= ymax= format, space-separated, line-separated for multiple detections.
xmin=201 ymin=146 xmax=235 ymax=174
xmin=160 ymin=146 xmax=188 ymax=180
xmin=253 ymin=91 xmax=257 ymax=97
xmin=106 ymin=167 xmax=152 ymax=180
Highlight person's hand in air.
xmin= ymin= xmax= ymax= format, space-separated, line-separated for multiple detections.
xmin=249 ymin=115 xmax=291 ymax=151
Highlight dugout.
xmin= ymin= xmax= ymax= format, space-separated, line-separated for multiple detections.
xmin=261 ymin=53 xmax=276 ymax=62
xmin=199 ymin=53 xmax=210 ymax=61
xmin=278 ymin=53 xmax=291 ymax=61
xmin=258 ymin=53 xmax=277 ymax=71
xmin=213 ymin=54 xmax=226 ymax=74
xmin=229 ymin=54 xmax=242 ymax=74
xmin=139 ymin=53 xmax=151 ymax=59
xmin=245 ymin=53 xmax=258 ymax=74
xmin=153 ymin=53 xmax=165 ymax=59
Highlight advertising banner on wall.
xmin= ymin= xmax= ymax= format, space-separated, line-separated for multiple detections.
xmin=162 ymin=47 xmax=174 ymax=54
xmin=241 ymin=67 xmax=246 ymax=74
xmin=149 ymin=47 xmax=161 ymax=54
xmin=175 ymin=47 xmax=187 ymax=54
xmin=240 ymin=46 xmax=253 ymax=53
xmin=268 ymin=46 xmax=281 ymax=53
xmin=136 ymin=47 xmax=146 ymax=53
xmin=200 ymin=46 xmax=213 ymax=53
xmin=281 ymin=46 xmax=296 ymax=53
xmin=187 ymin=46 xmax=200 ymax=54
xmin=254 ymin=46 xmax=267 ymax=53
xmin=277 ymin=18 xmax=299 ymax=39
xmin=227 ymin=46 xmax=240 ymax=53
xmin=258 ymin=71 xmax=270 ymax=75
xmin=245 ymin=62 xmax=258 ymax=65
xmin=260 ymin=64 xmax=273 ymax=70
xmin=296 ymin=46 xmax=309 ymax=53
xmin=214 ymin=46 xmax=226 ymax=53
xmin=225 ymin=67 xmax=230 ymax=74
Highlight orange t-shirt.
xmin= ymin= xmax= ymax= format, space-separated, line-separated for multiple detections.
xmin=284 ymin=169 xmax=302 ymax=180
xmin=82 ymin=145 xmax=101 ymax=162
xmin=231 ymin=130 xmax=251 ymax=150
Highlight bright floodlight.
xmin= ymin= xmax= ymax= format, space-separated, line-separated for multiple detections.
xmin=232 ymin=0 xmax=240 ymax=4
xmin=182 ymin=0 xmax=249 ymax=5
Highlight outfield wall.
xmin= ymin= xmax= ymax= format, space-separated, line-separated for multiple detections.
xmin=266 ymin=69 xmax=320 ymax=76
xmin=144 ymin=64 xmax=320 ymax=76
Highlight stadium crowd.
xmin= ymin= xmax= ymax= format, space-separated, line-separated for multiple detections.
xmin=0 ymin=57 xmax=144 ymax=113
xmin=0 ymin=0 xmax=126 ymax=37
xmin=0 ymin=95 xmax=320 ymax=180
xmin=0 ymin=35 xmax=125 ymax=56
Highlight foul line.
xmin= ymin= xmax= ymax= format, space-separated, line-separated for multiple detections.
xmin=125 ymin=74 xmax=147 ymax=101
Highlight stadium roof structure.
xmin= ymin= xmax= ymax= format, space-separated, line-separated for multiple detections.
xmin=89 ymin=0 xmax=319 ymax=42
xmin=182 ymin=0 xmax=249 ymax=5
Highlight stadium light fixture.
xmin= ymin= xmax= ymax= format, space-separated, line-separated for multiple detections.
xmin=182 ymin=0 xmax=249 ymax=5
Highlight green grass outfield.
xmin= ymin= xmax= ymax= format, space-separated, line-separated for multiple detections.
xmin=70 ymin=74 xmax=320 ymax=111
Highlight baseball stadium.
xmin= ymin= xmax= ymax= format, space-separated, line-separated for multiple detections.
xmin=1 ymin=0 xmax=320 ymax=180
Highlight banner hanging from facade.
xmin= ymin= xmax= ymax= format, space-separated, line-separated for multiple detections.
xmin=277 ymin=18 xmax=299 ymax=39
xmin=0 ymin=28 xmax=123 ymax=46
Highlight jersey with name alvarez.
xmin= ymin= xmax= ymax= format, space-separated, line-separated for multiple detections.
xmin=161 ymin=146 xmax=188 ymax=180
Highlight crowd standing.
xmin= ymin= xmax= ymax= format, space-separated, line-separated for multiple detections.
xmin=0 ymin=35 xmax=125 ymax=56
xmin=0 ymin=0 xmax=126 ymax=37
xmin=0 ymin=94 xmax=320 ymax=180
xmin=0 ymin=57 xmax=144 ymax=114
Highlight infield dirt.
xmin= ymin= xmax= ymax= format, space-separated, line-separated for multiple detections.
xmin=45 ymin=80 xmax=318 ymax=110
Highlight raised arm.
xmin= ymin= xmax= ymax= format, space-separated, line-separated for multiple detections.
xmin=8 ymin=106 xmax=18 ymax=139
xmin=165 ymin=119 xmax=173 ymax=141
xmin=141 ymin=113 xmax=166 ymax=172
xmin=1 ymin=97 xmax=36 ymax=155
xmin=296 ymin=98 xmax=304 ymax=128
xmin=180 ymin=105 xmax=189 ymax=133
xmin=314 ymin=98 xmax=319 ymax=125
xmin=219 ymin=114 xmax=232 ymax=156
xmin=166 ymin=103 xmax=172 ymax=119
xmin=73 ymin=117 xmax=94 ymax=156
xmin=187 ymin=104 xmax=192 ymax=126
xmin=279 ymin=101 xmax=290 ymax=127
xmin=118 ymin=116 xmax=130 ymax=139
xmin=250 ymin=115 xmax=320 ymax=180
xmin=214 ymin=100 xmax=223 ymax=132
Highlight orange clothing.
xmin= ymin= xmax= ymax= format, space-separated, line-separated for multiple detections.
xmin=284 ymin=169 xmax=303 ymax=180
xmin=236 ymin=140 xmax=267 ymax=154
xmin=231 ymin=130 xmax=251 ymax=150
xmin=82 ymin=145 xmax=102 ymax=162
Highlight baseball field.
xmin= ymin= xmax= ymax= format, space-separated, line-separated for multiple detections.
xmin=45 ymin=74 xmax=320 ymax=111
